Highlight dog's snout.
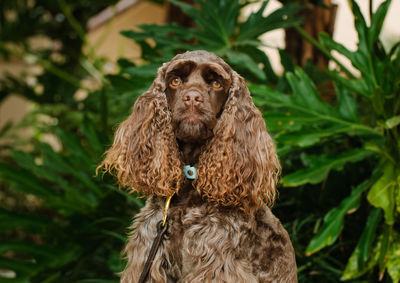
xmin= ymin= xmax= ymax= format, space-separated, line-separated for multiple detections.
xmin=183 ymin=91 xmax=203 ymax=106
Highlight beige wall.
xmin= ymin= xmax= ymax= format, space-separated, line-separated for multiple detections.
xmin=87 ymin=1 xmax=166 ymax=62
xmin=0 ymin=60 xmax=30 ymax=128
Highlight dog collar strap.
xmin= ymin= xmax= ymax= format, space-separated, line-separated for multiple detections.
xmin=184 ymin=165 xmax=197 ymax=179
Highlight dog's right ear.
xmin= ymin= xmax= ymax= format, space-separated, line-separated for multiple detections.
xmin=98 ymin=63 xmax=183 ymax=197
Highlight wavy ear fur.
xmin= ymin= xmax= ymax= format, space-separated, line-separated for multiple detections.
xmin=195 ymin=71 xmax=280 ymax=214
xmin=99 ymin=63 xmax=183 ymax=196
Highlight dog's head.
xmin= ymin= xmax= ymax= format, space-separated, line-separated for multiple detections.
xmin=99 ymin=50 xmax=280 ymax=213
xmin=165 ymin=51 xmax=231 ymax=142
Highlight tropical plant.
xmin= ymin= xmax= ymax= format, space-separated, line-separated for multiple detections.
xmin=120 ymin=0 xmax=302 ymax=85
xmin=250 ymin=0 xmax=399 ymax=281
xmin=0 ymin=123 xmax=144 ymax=282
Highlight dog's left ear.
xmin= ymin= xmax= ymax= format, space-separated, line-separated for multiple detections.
xmin=195 ymin=71 xmax=280 ymax=214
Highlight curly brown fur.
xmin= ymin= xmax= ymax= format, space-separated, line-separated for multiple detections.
xmin=99 ymin=63 xmax=183 ymax=197
xmin=195 ymin=72 xmax=280 ymax=213
xmin=99 ymin=50 xmax=297 ymax=282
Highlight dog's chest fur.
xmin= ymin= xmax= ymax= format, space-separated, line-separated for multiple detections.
xmin=126 ymin=181 xmax=297 ymax=283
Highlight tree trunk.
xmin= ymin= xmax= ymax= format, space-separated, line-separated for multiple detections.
xmin=166 ymin=0 xmax=195 ymax=27
xmin=285 ymin=0 xmax=337 ymax=69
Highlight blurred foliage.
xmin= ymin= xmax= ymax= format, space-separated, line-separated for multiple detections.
xmin=0 ymin=0 xmax=399 ymax=282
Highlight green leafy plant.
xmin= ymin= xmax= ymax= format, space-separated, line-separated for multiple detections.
xmin=121 ymin=0 xmax=302 ymax=85
xmin=251 ymin=0 xmax=399 ymax=281
xmin=0 ymin=119 xmax=144 ymax=282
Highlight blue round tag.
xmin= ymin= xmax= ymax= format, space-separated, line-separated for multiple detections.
xmin=184 ymin=165 xmax=197 ymax=180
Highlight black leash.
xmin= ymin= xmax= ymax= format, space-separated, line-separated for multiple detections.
xmin=138 ymin=220 xmax=168 ymax=283
xmin=138 ymin=192 xmax=175 ymax=283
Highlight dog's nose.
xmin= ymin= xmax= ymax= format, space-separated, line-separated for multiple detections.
xmin=183 ymin=91 xmax=203 ymax=106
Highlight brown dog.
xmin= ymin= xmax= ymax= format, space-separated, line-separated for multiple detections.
xmin=100 ymin=50 xmax=297 ymax=282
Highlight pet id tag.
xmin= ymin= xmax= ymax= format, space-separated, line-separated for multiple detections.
xmin=184 ymin=165 xmax=197 ymax=180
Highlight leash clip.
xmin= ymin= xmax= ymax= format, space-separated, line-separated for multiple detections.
xmin=162 ymin=193 xmax=175 ymax=227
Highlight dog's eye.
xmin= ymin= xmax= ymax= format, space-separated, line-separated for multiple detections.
xmin=170 ymin=77 xmax=182 ymax=87
xmin=211 ymin=80 xmax=221 ymax=89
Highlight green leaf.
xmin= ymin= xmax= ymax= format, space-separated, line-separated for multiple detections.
xmin=369 ymin=0 xmax=392 ymax=45
xmin=279 ymin=48 xmax=295 ymax=73
xmin=342 ymin=231 xmax=382 ymax=280
xmin=356 ymin=208 xmax=382 ymax=268
xmin=80 ymin=117 xmax=105 ymax=156
xmin=169 ymin=0 xmax=236 ymax=46
xmin=249 ymin=70 xmax=380 ymax=136
xmin=367 ymin=163 xmax=396 ymax=225
xmin=237 ymin=3 xmax=302 ymax=41
xmin=318 ymin=32 xmax=355 ymax=66
xmin=11 ymin=150 xmax=74 ymax=193
xmin=0 ymin=162 xmax=58 ymax=199
xmin=120 ymin=65 xmax=159 ymax=80
xmin=0 ymin=208 xmax=47 ymax=232
xmin=305 ymin=181 xmax=371 ymax=255
xmin=378 ymin=225 xmax=391 ymax=275
xmin=282 ymin=149 xmax=373 ymax=187
xmin=263 ymin=111 xmax=318 ymax=131
xmin=286 ymin=68 xmax=335 ymax=116
xmin=198 ymin=0 xmax=239 ymax=40
xmin=397 ymin=174 xmax=400 ymax=214
xmin=39 ymin=143 xmax=102 ymax=196
xmin=232 ymin=45 xmax=278 ymax=83
xmin=336 ymin=83 xmax=359 ymax=122
xmin=10 ymin=150 xmax=98 ymax=210
xmin=328 ymin=70 xmax=373 ymax=98
xmin=277 ymin=125 xmax=351 ymax=147
xmin=55 ymin=128 xmax=93 ymax=167
xmin=130 ymin=25 xmax=196 ymax=50
xmin=226 ymin=51 xmax=266 ymax=81
xmin=387 ymin=231 xmax=400 ymax=283
xmin=384 ymin=115 xmax=400 ymax=129
xmin=0 ymin=257 xmax=37 ymax=280
xmin=0 ymin=241 xmax=80 ymax=269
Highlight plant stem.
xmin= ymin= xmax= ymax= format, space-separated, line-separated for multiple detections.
xmin=57 ymin=0 xmax=87 ymax=45
xmin=39 ymin=59 xmax=83 ymax=89
xmin=100 ymin=87 xmax=108 ymax=133
xmin=369 ymin=0 xmax=373 ymax=19
xmin=294 ymin=26 xmax=356 ymax=79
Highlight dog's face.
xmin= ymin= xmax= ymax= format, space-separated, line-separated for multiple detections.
xmin=165 ymin=58 xmax=232 ymax=142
